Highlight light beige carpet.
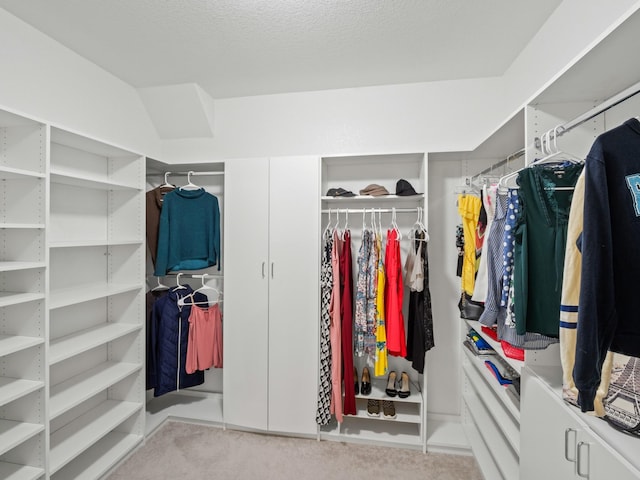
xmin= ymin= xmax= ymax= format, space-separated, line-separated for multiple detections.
xmin=108 ymin=421 xmax=482 ymax=480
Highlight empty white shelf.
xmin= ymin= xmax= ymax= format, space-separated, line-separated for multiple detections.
xmin=49 ymin=399 xmax=141 ymax=474
xmin=0 ymin=166 xmax=45 ymax=180
xmin=49 ymin=239 xmax=142 ymax=248
xmin=50 ymin=170 xmax=140 ymax=191
xmin=49 ymin=283 xmax=141 ymax=310
xmin=50 ymin=431 xmax=142 ymax=480
xmin=0 ymin=378 xmax=43 ymax=408
xmin=321 ymin=418 xmax=423 ymax=447
xmin=0 ymin=223 xmax=45 ymax=230
xmin=0 ymin=419 xmax=44 ymax=457
xmin=0 ymin=262 xmax=45 ymax=273
xmin=0 ymin=462 xmax=44 ymax=480
xmin=0 ymin=292 xmax=45 ymax=308
xmin=50 ymin=362 xmax=141 ymax=419
xmin=50 ymin=323 xmax=141 ymax=365
xmin=0 ymin=335 xmax=44 ymax=358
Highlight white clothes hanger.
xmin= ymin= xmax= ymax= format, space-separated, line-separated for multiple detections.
xmin=180 ymin=171 xmax=201 ymax=190
xmin=536 ymin=125 xmax=583 ymax=164
xmin=159 ymin=172 xmax=175 ymax=189
xmin=323 ymin=209 xmax=333 ymax=240
xmin=172 ymin=272 xmax=188 ymax=291
xmin=152 ymin=276 xmax=170 ymax=291
xmin=390 ymin=208 xmax=402 ymax=240
xmin=178 ymin=274 xmax=223 ymax=307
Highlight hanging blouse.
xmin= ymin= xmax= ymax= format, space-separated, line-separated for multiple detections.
xmin=354 ymin=230 xmax=371 ymax=357
xmin=329 ymin=231 xmax=343 ymax=422
xmin=374 ymin=233 xmax=388 ymax=377
xmin=339 ymin=230 xmax=356 ymax=416
xmin=316 ymin=234 xmax=333 ymax=426
xmin=384 ymin=228 xmax=406 ymax=357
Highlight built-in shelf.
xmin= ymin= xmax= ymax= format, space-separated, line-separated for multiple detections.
xmin=0 ymin=166 xmax=45 ymax=180
xmin=355 ymin=378 xmax=422 ymax=405
xmin=50 ymin=170 xmax=141 ymax=191
xmin=464 ymin=393 xmax=519 ymax=480
xmin=0 ymin=420 xmax=44 ymax=457
xmin=49 ymin=239 xmax=142 ymax=249
xmin=50 ymin=362 xmax=142 ymax=419
xmin=321 ymin=418 xmax=423 ymax=447
xmin=349 ymin=400 xmax=421 ymax=424
xmin=0 ymin=224 xmax=45 ymax=230
xmin=0 ymin=336 xmax=44 ymax=358
xmin=0 ymin=462 xmax=44 ymax=480
xmin=50 ymin=431 xmax=142 ymax=480
xmin=49 ymin=399 xmax=142 ymax=475
xmin=0 ymin=262 xmax=45 ymax=273
xmin=49 ymin=283 xmax=141 ymax=310
xmin=462 ymin=347 xmax=520 ymax=421
xmin=321 ymin=194 xmax=424 ymax=203
xmin=464 ymin=319 xmax=524 ymax=374
xmin=50 ymin=323 xmax=141 ymax=365
xmin=0 ymin=378 xmax=43 ymax=408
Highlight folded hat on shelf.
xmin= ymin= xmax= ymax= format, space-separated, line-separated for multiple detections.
xmin=326 ymin=187 xmax=356 ymax=197
xmin=395 ymin=179 xmax=419 ymax=196
xmin=359 ymin=184 xmax=390 ymax=196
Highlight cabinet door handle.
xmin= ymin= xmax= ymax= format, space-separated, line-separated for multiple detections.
xmin=564 ymin=428 xmax=577 ymax=462
xmin=271 ymin=262 xmax=274 ymax=279
xmin=576 ymin=441 xmax=590 ymax=478
xmin=262 ymin=262 xmax=266 ymax=278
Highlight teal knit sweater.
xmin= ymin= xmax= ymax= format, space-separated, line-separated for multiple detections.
xmin=154 ymin=188 xmax=221 ymax=275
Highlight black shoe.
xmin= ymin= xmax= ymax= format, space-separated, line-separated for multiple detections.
xmin=354 ymin=367 xmax=360 ymax=395
xmin=385 ymin=371 xmax=398 ymax=397
xmin=398 ymin=372 xmax=411 ymax=398
xmin=361 ymin=367 xmax=372 ymax=395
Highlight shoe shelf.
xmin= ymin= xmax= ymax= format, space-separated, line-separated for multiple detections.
xmin=350 ymin=398 xmax=421 ymax=424
xmin=0 ymin=420 xmax=45 ymax=458
xmin=49 ymin=361 xmax=142 ymax=419
xmin=0 ymin=166 xmax=45 ymax=181
xmin=0 ymin=336 xmax=44 ymax=359
xmin=0 ymin=462 xmax=44 ymax=480
xmin=49 ymin=323 xmax=141 ymax=365
xmin=355 ymin=378 xmax=422 ymax=405
xmin=50 ymin=431 xmax=142 ymax=480
xmin=49 ymin=399 xmax=142 ymax=475
xmin=0 ymin=379 xmax=43 ymax=408
xmin=0 ymin=293 xmax=45 ymax=309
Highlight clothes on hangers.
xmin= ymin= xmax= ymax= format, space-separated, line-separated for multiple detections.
xmin=365 ymin=230 xmax=379 ymax=365
xmin=339 ymin=230 xmax=357 ymax=416
xmin=146 ymin=185 xmax=175 ymax=267
xmin=148 ymin=285 xmax=208 ymax=397
xmin=472 ymin=184 xmax=497 ymax=303
xmin=457 ymin=193 xmax=482 ymax=297
xmin=185 ymin=303 xmax=223 ymax=373
xmin=513 ymin=162 xmax=583 ymax=337
xmin=575 ymin=118 xmax=640 ymax=413
xmin=146 ymin=288 xmax=170 ymax=390
xmin=385 ymin=228 xmax=406 ymax=357
xmin=316 ymin=234 xmax=333 ymax=426
xmin=329 ymin=230 xmax=343 ymax=422
xmin=354 ymin=230 xmax=372 ymax=357
xmin=374 ymin=233 xmax=388 ymax=377
xmin=154 ymin=188 xmax=221 ymax=275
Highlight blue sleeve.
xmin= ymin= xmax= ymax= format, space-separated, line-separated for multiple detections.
xmin=214 ymin=195 xmax=221 ymax=270
xmin=154 ymin=194 xmax=172 ymax=276
xmin=575 ymin=147 xmax=616 ymax=412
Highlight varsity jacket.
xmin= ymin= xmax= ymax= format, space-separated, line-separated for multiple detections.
xmin=575 ymin=118 xmax=640 ymax=412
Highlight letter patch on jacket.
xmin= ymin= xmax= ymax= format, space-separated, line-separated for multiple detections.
xmin=625 ymin=174 xmax=640 ymax=216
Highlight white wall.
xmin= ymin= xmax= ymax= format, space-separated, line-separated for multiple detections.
xmin=0 ymin=8 xmax=160 ymax=156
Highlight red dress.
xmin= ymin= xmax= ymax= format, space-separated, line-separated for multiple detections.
xmin=385 ymin=229 xmax=407 ymax=357
xmin=340 ymin=230 xmax=356 ymax=415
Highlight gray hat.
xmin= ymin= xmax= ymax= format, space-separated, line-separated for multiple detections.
xmin=359 ymin=184 xmax=390 ymax=196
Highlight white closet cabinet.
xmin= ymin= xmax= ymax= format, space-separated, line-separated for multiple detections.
xmin=48 ymin=128 xmax=145 ymax=479
xmin=0 ymin=110 xmax=47 ymax=479
xmin=224 ymin=156 xmax=320 ymax=436
xmin=521 ymin=368 xmax=640 ymax=480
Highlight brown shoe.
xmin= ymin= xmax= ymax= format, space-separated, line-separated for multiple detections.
xmin=367 ymin=399 xmax=380 ymax=417
xmin=382 ymin=400 xmax=397 ymax=419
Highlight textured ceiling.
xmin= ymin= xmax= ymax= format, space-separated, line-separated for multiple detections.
xmin=0 ymin=0 xmax=562 ymax=99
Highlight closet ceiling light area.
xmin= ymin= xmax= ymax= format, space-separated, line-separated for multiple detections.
xmin=0 ymin=0 xmax=562 ymax=98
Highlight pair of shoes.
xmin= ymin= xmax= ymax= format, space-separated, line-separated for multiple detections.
xmin=398 ymin=372 xmax=411 ymax=399
xmin=385 ymin=371 xmax=398 ymax=396
xmin=361 ymin=367 xmax=372 ymax=395
xmin=382 ymin=400 xmax=397 ymax=419
xmin=367 ymin=399 xmax=380 ymax=417
xmin=385 ymin=371 xmax=411 ymax=398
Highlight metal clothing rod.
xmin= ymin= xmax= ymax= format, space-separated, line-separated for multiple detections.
xmin=471 ymin=147 xmax=526 ymax=181
xmin=540 ymin=79 xmax=640 ymax=145
xmin=150 ymin=273 xmax=224 ymax=279
xmin=146 ymin=171 xmax=224 ymax=176
xmin=321 ymin=208 xmax=419 ymax=214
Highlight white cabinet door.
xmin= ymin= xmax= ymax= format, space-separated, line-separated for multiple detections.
xmin=267 ymin=156 xmax=319 ymax=435
xmin=223 ymin=157 xmax=270 ymax=431
xmin=576 ymin=430 xmax=640 ymax=480
xmin=520 ymin=372 xmax=581 ymax=479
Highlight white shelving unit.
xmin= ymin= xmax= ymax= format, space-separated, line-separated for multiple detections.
xmin=0 ymin=109 xmax=47 ymax=478
xmin=318 ymin=153 xmax=435 ymax=452
xmin=48 ymin=127 xmax=145 ymax=479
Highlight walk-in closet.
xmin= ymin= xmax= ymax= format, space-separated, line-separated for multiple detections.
xmin=0 ymin=1 xmax=639 ymax=479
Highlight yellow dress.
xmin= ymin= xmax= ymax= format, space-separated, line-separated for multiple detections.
xmin=457 ymin=193 xmax=482 ymax=296
xmin=374 ymin=234 xmax=388 ymax=377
